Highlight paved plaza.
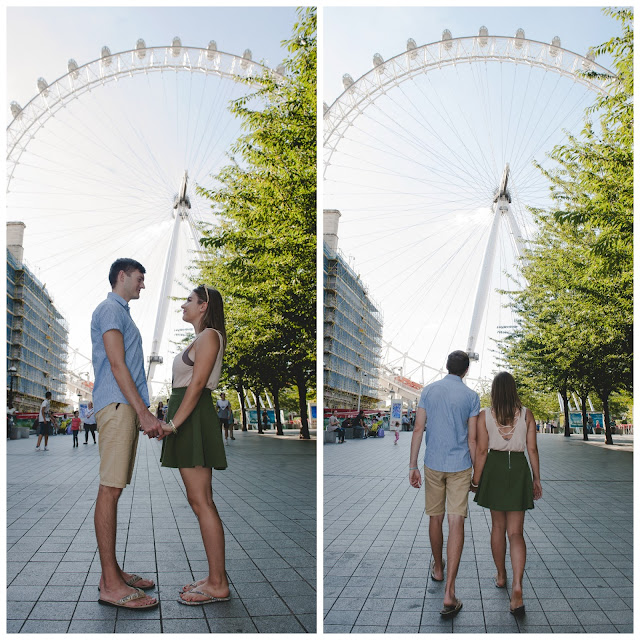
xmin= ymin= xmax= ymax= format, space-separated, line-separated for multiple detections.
xmin=324 ymin=432 xmax=633 ymax=634
xmin=7 ymin=429 xmax=316 ymax=633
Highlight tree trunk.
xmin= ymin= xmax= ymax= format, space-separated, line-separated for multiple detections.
xmin=238 ymin=379 xmax=248 ymax=431
xmin=295 ymin=366 xmax=310 ymax=439
xmin=580 ymin=393 xmax=589 ymax=441
xmin=602 ymin=395 xmax=614 ymax=445
xmin=270 ymin=384 xmax=284 ymax=436
xmin=561 ymin=385 xmax=571 ymax=437
xmin=255 ymin=390 xmax=263 ymax=434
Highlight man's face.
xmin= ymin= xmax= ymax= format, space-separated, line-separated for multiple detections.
xmin=122 ymin=269 xmax=145 ymax=300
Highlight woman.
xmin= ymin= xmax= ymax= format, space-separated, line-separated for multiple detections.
xmin=158 ymin=285 xmax=230 ymax=605
xmin=156 ymin=401 xmax=164 ymax=421
xmin=471 ymin=372 xmax=542 ymax=616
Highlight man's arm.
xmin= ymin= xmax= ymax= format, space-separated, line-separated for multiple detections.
xmin=409 ymin=407 xmax=426 ymax=488
xmin=103 ymin=329 xmax=162 ymax=436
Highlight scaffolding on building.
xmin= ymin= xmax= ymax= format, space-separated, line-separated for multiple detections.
xmin=7 ymin=250 xmax=69 ymax=412
xmin=323 ymin=243 xmax=383 ymax=409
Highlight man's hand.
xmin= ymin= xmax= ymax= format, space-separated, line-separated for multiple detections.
xmin=409 ymin=469 xmax=422 ymax=488
xmin=139 ymin=410 xmax=163 ymax=438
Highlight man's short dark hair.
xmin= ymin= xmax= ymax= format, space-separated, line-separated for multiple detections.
xmin=446 ymin=350 xmax=470 ymax=376
xmin=108 ymin=258 xmax=146 ymax=288
xmin=45 ymin=391 xmax=52 ymax=399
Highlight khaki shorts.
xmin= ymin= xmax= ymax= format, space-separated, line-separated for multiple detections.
xmin=424 ymin=465 xmax=472 ymax=518
xmin=96 ymin=403 xmax=140 ymax=489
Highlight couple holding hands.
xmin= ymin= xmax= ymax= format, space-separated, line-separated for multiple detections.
xmin=410 ymin=350 xmax=542 ymax=618
xmin=90 ymin=258 xmax=229 ymax=609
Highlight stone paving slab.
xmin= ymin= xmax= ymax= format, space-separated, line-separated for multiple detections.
xmin=324 ymin=432 xmax=632 ymax=633
xmin=7 ymin=430 xmax=316 ymax=633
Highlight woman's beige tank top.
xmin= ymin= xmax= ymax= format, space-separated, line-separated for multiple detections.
xmin=172 ymin=328 xmax=224 ymax=391
xmin=485 ymin=406 xmax=527 ymax=452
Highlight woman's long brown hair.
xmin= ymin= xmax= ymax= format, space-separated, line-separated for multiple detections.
xmin=193 ymin=285 xmax=226 ymax=347
xmin=491 ymin=371 xmax=522 ymax=426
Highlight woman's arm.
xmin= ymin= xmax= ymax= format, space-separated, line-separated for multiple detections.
xmin=525 ymin=408 xmax=543 ymax=500
xmin=169 ymin=330 xmax=220 ymax=430
xmin=471 ymin=410 xmax=488 ymax=490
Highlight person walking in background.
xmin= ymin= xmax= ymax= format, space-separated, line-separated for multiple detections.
xmin=35 ymin=391 xmax=53 ymax=451
xmin=71 ymin=410 xmax=82 ymax=447
xmin=156 ymin=401 xmax=164 ymax=420
xmin=83 ymin=400 xmax=97 ymax=444
xmin=158 ymin=285 xmax=230 ymax=605
xmin=471 ymin=371 xmax=542 ymax=617
xmin=409 ymin=350 xmax=480 ymax=618
xmin=91 ymin=258 xmax=163 ymax=610
xmin=216 ymin=392 xmax=233 ymax=443
xmin=393 ymin=419 xmax=400 ymax=445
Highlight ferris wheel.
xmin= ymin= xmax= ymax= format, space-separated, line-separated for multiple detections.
xmin=323 ymin=27 xmax=615 ymax=383
xmin=7 ymin=39 xmax=283 ymax=393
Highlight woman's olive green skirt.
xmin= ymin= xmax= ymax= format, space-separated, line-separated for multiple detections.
xmin=474 ymin=450 xmax=534 ymax=512
xmin=160 ymin=387 xmax=227 ymax=470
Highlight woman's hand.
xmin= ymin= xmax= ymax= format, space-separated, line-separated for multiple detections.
xmin=156 ymin=421 xmax=174 ymax=441
xmin=533 ymin=479 xmax=543 ymax=500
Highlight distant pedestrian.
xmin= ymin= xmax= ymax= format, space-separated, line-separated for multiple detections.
xmin=36 ymin=391 xmax=53 ymax=451
xmin=156 ymin=401 xmax=164 ymax=420
xmin=83 ymin=401 xmax=97 ymax=444
xmin=71 ymin=411 xmax=82 ymax=447
xmin=216 ymin=392 xmax=233 ymax=443
xmin=471 ymin=371 xmax=542 ymax=617
xmin=393 ymin=420 xmax=400 ymax=445
xmin=262 ymin=409 xmax=269 ymax=431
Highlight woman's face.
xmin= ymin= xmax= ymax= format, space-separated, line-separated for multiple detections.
xmin=181 ymin=291 xmax=207 ymax=325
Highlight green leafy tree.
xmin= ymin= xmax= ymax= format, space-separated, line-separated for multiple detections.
xmin=195 ymin=8 xmax=317 ymax=438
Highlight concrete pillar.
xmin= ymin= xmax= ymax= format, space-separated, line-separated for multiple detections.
xmin=7 ymin=221 xmax=26 ymax=265
xmin=324 ymin=209 xmax=341 ymax=255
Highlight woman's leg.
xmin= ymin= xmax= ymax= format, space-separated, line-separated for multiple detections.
xmin=92 ymin=426 xmax=97 ymax=443
xmin=179 ymin=466 xmax=229 ymax=601
xmin=490 ymin=510 xmax=507 ymax=586
xmin=506 ymin=511 xmax=526 ymax=609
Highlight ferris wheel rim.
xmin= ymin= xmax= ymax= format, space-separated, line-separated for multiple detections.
xmin=324 ymin=33 xmax=616 ymax=157
xmin=7 ymin=44 xmax=283 ymax=190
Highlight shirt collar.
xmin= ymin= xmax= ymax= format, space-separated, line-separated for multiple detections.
xmin=445 ymin=373 xmax=463 ymax=382
xmin=107 ymin=291 xmax=130 ymax=312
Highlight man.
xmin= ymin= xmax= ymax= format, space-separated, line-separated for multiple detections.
xmin=328 ymin=411 xmax=345 ymax=443
xmin=217 ymin=392 xmax=234 ymax=443
xmin=83 ymin=400 xmax=97 ymax=444
xmin=409 ymin=350 xmax=480 ymax=618
xmin=91 ymin=258 xmax=164 ymax=610
xmin=36 ymin=391 xmax=53 ymax=451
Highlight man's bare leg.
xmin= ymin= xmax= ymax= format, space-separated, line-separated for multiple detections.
xmin=444 ymin=514 xmax=465 ymax=607
xmin=428 ymin=514 xmax=445 ymax=580
xmin=95 ymin=484 xmax=156 ymax=606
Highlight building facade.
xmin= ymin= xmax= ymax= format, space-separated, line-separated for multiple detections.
xmin=7 ymin=222 xmax=69 ymax=412
xmin=323 ymin=210 xmax=383 ymax=410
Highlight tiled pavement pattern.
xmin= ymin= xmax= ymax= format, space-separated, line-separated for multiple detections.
xmin=324 ymin=433 xmax=632 ymax=633
xmin=7 ymin=430 xmax=316 ymax=633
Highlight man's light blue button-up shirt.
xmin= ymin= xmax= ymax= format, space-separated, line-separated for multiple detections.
xmin=418 ymin=374 xmax=480 ymax=473
xmin=91 ymin=292 xmax=149 ymax=414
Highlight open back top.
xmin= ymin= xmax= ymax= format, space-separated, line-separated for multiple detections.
xmin=485 ymin=406 xmax=527 ymax=452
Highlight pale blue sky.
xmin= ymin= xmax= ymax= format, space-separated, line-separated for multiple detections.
xmin=8 ymin=6 xmax=299 ymax=112
xmin=324 ymin=6 xmax=622 ymax=104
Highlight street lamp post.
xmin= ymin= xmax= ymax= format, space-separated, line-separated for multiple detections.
xmin=77 ymin=389 xmax=82 ymax=411
xmin=357 ymin=370 xmax=368 ymax=412
xmin=8 ymin=366 xmax=17 ymax=408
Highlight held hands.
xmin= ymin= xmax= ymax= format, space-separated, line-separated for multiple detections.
xmin=155 ymin=421 xmax=174 ymax=441
xmin=140 ymin=411 xmax=164 ymax=439
xmin=533 ymin=479 xmax=543 ymax=501
xmin=409 ymin=469 xmax=422 ymax=488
